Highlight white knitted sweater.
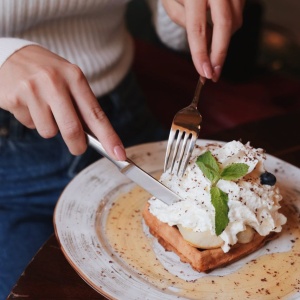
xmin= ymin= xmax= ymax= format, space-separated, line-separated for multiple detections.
xmin=0 ymin=0 xmax=187 ymax=97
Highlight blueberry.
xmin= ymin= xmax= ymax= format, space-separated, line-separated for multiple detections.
xmin=260 ymin=171 xmax=276 ymax=186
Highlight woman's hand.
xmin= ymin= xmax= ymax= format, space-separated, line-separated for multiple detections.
xmin=161 ymin=0 xmax=245 ymax=82
xmin=0 ymin=45 xmax=126 ymax=160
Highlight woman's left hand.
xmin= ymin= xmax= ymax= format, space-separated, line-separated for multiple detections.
xmin=161 ymin=0 xmax=245 ymax=82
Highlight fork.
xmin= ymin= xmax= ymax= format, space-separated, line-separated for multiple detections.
xmin=164 ymin=76 xmax=205 ymax=176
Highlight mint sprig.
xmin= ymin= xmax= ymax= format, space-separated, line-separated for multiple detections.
xmin=196 ymin=151 xmax=249 ymax=235
xmin=196 ymin=151 xmax=219 ymax=184
xmin=210 ymin=187 xmax=229 ymax=236
xmin=220 ymin=163 xmax=249 ymax=180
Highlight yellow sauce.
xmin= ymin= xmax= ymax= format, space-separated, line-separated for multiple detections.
xmin=105 ymin=183 xmax=300 ymax=299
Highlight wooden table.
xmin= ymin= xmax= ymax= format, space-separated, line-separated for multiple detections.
xmin=7 ymin=111 xmax=300 ymax=300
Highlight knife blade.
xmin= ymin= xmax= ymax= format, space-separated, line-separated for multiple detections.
xmin=86 ymin=133 xmax=180 ymax=205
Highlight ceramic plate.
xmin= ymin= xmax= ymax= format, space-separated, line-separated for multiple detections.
xmin=54 ymin=140 xmax=300 ymax=300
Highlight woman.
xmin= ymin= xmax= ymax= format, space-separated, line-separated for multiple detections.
xmin=0 ymin=0 xmax=244 ymax=297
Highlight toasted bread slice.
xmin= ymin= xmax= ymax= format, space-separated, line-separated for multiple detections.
xmin=143 ymin=203 xmax=277 ymax=273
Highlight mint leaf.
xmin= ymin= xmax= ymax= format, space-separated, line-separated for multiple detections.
xmin=210 ymin=186 xmax=229 ymax=236
xmin=220 ymin=163 xmax=249 ymax=181
xmin=196 ymin=152 xmax=248 ymax=235
xmin=196 ymin=162 xmax=220 ymax=184
xmin=196 ymin=151 xmax=220 ymax=183
xmin=197 ymin=151 xmax=219 ymax=172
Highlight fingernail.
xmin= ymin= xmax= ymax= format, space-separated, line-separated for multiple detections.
xmin=212 ymin=65 xmax=221 ymax=82
xmin=114 ymin=144 xmax=126 ymax=161
xmin=202 ymin=62 xmax=213 ymax=79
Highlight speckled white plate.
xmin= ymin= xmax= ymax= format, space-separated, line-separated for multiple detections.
xmin=54 ymin=140 xmax=300 ymax=300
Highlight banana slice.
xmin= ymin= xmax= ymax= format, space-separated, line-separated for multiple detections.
xmin=237 ymin=226 xmax=255 ymax=244
xmin=177 ymin=225 xmax=224 ymax=249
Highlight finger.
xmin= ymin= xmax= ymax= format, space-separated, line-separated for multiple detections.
xmin=230 ymin=0 xmax=245 ymax=33
xmin=66 ymin=65 xmax=126 ymax=161
xmin=185 ymin=0 xmax=213 ymax=79
xmin=8 ymin=81 xmax=52 ymax=131
xmin=49 ymin=88 xmax=87 ymax=156
xmin=209 ymin=0 xmax=233 ymax=82
xmin=13 ymin=107 xmax=35 ymax=129
xmin=28 ymin=103 xmax=58 ymax=139
xmin=4 ymin=94 xmax=35 ymax=128
xmin=31 ymin=68 xmax=88 ymax=155
xmin=1 ymin=81 xmax=35 ymax=129
xmin=20 ymin=82 xmax=59 ymax=138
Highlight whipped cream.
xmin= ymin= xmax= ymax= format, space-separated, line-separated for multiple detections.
xmin=149 ymin=141 xmax=287 ymax=252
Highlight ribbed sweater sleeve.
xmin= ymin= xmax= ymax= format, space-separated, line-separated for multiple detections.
xmin=147 ymin=0 xmax=189 ymax=52
xmin=0 ymin=38 xmax=37 ymax=68
xmin=0 ymin=0 xmax=133 ymax=98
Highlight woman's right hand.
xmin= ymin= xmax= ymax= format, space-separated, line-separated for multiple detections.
xmin=0 ymin=45 xmax=126 ymax=160
xmin=161 ymin=0 xmax=245 ymax=82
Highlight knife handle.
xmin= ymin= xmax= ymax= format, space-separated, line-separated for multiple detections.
xmin=85 ymin=132 xmax=131 ymax=170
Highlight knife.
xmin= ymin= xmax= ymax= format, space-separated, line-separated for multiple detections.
xmin=86 ymin=133 xmax=180 ymax=205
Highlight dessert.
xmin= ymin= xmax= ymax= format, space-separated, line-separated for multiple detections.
xmin=143 ymin=140 xmax=287 ymax=272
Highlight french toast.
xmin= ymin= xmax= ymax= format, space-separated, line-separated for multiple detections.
xmin=143 ymin=202 xmax=277 ymax=273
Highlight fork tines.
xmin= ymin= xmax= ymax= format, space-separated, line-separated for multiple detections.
xmin=164 ymin=129 xmax=198 ymax=176
xmin=164 ymin=77 xmax=204 ymax=177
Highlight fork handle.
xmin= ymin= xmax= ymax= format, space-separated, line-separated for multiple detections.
xmin=191 ymin=77 xmax=205 ymax=109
